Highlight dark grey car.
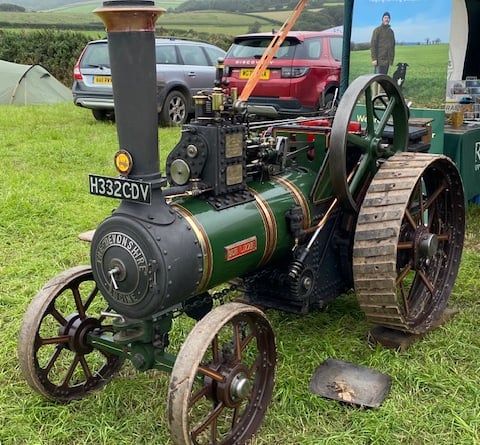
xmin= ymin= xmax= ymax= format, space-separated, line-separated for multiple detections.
xmin=72 ymin=37 xmax=226 ymax=125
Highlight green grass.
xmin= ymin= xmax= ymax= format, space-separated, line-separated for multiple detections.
xmin=350 ymin=44 xmax=449 ymax=109
xmin=1 ymin=103 xmax=480 ymax=444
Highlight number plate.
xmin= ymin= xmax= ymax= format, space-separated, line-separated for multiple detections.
xmin=89 ymin=174 xmax=151 ymax=204
xmin=93 ymin=75 xmax=112 ymax=85
xmin=239 ymin=68 xmax=270 ymax=80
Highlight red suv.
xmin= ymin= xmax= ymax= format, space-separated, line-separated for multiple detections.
xmin=223 ymin=31 xmax=342 ymax=118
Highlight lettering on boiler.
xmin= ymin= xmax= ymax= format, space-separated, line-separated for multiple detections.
xmin=95 ymin=231 xmax=149 ymax=305
xmin=225 ymin=236 xmax=257 ymax=261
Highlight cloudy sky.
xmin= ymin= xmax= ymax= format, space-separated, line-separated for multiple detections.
xmin=351 ymin=0 xmax=453 ymax=44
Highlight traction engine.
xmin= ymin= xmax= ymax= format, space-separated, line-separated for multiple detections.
xmin=18 ymin=2 xmax=466 ymax=444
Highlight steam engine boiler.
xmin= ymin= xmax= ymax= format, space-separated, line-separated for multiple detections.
xmin=18 ymin=1 xmax=466 ymax=444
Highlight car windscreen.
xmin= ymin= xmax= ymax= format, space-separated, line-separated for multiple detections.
xmin=81 ymin=43 xmax=110 ymax=68
xmin=226 ymin=37 xmax=300 ymax=60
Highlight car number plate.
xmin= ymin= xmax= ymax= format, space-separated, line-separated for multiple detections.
xmin=89 ymin=174 xmax=151 ymax=204
xmin=239 ymin=68 xmax=270 ymax=80
xmin=93 ymin=75 xmax=112 ymax=85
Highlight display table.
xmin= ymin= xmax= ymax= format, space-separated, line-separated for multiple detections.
xmin=443 ymin=124 xmax=480 ymax=203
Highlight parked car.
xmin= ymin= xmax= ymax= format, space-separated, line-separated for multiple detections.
xmin=72 ymin=37 xmax=226 ymax=125
xmin=222 ymin=31 xmax=342 ymax=118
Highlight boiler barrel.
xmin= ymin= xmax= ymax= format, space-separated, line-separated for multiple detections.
xmin=175 ymin=169 xmax=317 ymax=292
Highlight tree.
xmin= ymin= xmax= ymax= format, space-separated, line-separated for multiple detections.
xmin=0 ymin=3 xmax=26 ymax=11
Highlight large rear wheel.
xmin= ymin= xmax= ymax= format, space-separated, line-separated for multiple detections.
xmin=353 ymin=152 xmax=465 ymax=333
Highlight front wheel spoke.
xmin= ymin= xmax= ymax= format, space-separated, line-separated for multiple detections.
xmin=191 ymin=401 xmax=224 ymax=440
xmin=398 ymin=241 xmax=414 ymax=250
xmin=49 ymin=305 xmax=67 ymax=326
xmin=72 ymin=287 xmax=86 ymax=319
xmin=40 ymin=335 xmax=70 ymax=346
xmin=78 ymin=354 xmax=93 ymax=380
xmin=190 ymin=382 xmax=211 ymax=406
xmin=42 ymin=344 xmax=64 ymax=375
xmin=83 ymin=286 xmax=99 ymax=312
xmin=397 ymin=264 xmax=413 ymax=314
xmin=234 ymin=323 xmax=242 ymax=362
xmin=241 ymin=333 xmax=255 ymax=353
xmin=427 ymin=204 xmax=438 ymax=228
xmin=437 ymin=233 xmax=449 ymax=242
xmin=231 ymin=406 xmax=241 ymax=428
xmin=198 ymin=364 xmax=224 ymax=383
xmin=62 ymin=354 xmax=81 ymax=388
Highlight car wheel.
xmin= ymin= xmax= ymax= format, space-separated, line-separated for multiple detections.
xmin=321 ymin=92 xmax=338 ymax=115
xmin=160 ymin=90 xmax=188 ymax=126
xmin=92 ymin=109 xmax=115 ymax=122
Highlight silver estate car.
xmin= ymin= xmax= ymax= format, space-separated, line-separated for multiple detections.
xmin=72 ymin=37 xmax=226 ymax=125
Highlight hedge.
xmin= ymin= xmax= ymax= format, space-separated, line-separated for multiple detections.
xmin=0 ymin=28 xmax=232 ymax=88
xmin=0 ymin=29 xmax=91 ymax=87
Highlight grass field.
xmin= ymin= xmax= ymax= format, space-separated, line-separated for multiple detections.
xmin=47 ymin=1 xmax=187 ymax=13
xmin=350 ymin=44 xmax=449 ymax=109
xmin=0 ymin=102 xmax=479 ymax=444
xmin=0 ymin=9 xmax=282 ymax=35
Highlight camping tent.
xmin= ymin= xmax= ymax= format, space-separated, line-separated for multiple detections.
xmin=0 ymin=60 xmax=72 ymax=105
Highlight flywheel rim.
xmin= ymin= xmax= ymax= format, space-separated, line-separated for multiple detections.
xmin=353 ymin=152 xmax=465 ymax=334
xmin=329 ymin=74 xmax=409 ymax=213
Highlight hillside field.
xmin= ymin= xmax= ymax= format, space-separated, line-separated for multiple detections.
xmin=0 ymin=8 xmax=283 ymax=35
xmin=47 ymin=0 xmax=187 ymax=13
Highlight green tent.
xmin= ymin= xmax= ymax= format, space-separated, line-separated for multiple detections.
xmin=0 ymin=60 xmax=72 ymax=105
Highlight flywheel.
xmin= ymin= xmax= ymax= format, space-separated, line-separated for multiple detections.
xmin=353 ymin=152 xmax=465 ymax=334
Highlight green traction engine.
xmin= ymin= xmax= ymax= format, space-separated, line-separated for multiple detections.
xmin=18 ymin=2 xmax=466 ymax=444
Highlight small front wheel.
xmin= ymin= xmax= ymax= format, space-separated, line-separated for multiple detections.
xmin=167 ymin=302 xmax=276 ymax=445
xmin=18 ymin=266 xmax=124 ymax=402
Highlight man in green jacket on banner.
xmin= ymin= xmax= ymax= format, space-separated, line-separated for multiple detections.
xmin=371 ymin=11 xmax=395 ymax=75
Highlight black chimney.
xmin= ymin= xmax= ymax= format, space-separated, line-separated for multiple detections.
xmin=94 ymin=1 xmax=165 ymax=182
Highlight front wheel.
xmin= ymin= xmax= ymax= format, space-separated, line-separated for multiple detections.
xmin=18 ymin=266 xmax=124 ymax=402
xmin=160 ymin=90 xmax=189 ymax=126
xmin=167 ymin=302 xmax=276 ymax=445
